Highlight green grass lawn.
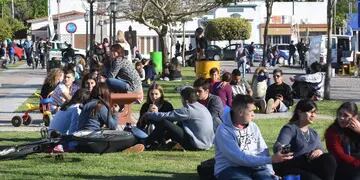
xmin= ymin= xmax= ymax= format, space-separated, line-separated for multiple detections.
xmin=0 ymin=118 xmax=333 ymax=179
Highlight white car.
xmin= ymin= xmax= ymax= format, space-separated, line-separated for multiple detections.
xmin=49 ymin=41 xmax=86 ymax=62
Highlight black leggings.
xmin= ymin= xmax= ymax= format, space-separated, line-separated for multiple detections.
xmin=145 ymin=119 xmax=196 ymax=150
xmin=274 ymin=153 xmax=336 ymax=180
xmin=335 ymin=162 xmax=360 ymax=180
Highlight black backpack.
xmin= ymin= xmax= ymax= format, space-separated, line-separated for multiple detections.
xmin=197 ymin=158 xmax=216 ymax=180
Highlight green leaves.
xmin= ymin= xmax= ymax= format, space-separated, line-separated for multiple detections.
xmin=205 ymin=17 xmax=251 ymax=42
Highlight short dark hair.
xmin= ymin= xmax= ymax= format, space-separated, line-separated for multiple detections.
xmin=231 ymin=69 xmax=241 ymax=77
xmin=310 ymin=62 xmax=322 ymax=73
xmin=221 ymin=72 xmax=232 ymax=82
xmin=232 ymin=95 xmax=255 ymax=112
xmin=180 ymin=87 xmax=198 ymax=103
xmin=64 ymin=69 xmax=75 ymax=77
xmin=273 ymin=68 xmax=283 ymax=75
xmin=193 ymin=77 xmax=211 ymax=90
xmin=209 ymin=67 xmax=219 ymax=75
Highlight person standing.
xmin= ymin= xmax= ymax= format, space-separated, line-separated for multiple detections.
xmin=175 ymin=41 xmax=181 ymax=56
xmin=235 ymin=43 xmax=247 ymax=77
xmin=297 ymin=39 xmax=307 ymax=69
xmin=288 ymin=40 xmax=296 ymax=66
xmin=248 ymin=42 xmax=255 ymax=67
xmin=195 ymin=27 xmax=208 ymax=60
xmin=23 ymin=37 xmax=33 ymax=67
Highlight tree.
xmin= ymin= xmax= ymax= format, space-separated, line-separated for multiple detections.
xmin=324 ymin=0 xmax=337 ymax=100
xmin=0 ymin=18 xmax=13 ymax=40
xmin=123 ymin=0 xmax=232 ymax=74
xmin=262 ymin=0 xmax=274 ymax=66
xmin=205 ymin=17 xmax=251 ymax=45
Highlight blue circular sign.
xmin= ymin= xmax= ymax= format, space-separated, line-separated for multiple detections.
xmin=66 ymin=23 xmax=77 ymax=33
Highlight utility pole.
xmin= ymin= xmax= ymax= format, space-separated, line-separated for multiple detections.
xmin=11 ymin=0 xmax=14 ymax=18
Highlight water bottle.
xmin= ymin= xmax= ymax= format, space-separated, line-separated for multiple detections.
xmin=124 ymin=123 xmax=132 ymax=132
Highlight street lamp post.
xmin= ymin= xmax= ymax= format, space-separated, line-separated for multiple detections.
xmin=87 ymin=0 xmax=95 ymax=58
xmin=98 ymin=19 xmax=104 ymax=43
xmin=84 ymin=10 xmax=89 ymax=59
xmin=110 ymin=0 xmax=117 ymax=44
xmin=109 ymin=11 xmax=112 ymax=44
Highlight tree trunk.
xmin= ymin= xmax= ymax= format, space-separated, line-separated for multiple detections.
xmin=158 ymin=25 xmax=169 ymax=76
xmin=262 ymin=1 xmax=273 ymax=66
xmin=182 ymin=22 xmax=186 ymax=67
xmin=324 ymin=0 xmax=334 ymax=100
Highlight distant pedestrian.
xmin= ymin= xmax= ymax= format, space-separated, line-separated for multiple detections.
xmin=235 ymin=43 xmax=247 ymax=77
xmin=296 ymin=39 xmax=308 ymax=69
xmin=288 ymin=40 xmax=296 ymax=66
xmin=175 ymin=41 xmax=180 ymax=55
xmin=248 ymin=42 xmax=255 ymax=67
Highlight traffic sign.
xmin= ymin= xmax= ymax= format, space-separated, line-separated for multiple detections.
xmin=66 ymin=23 xmax=77 ymax=33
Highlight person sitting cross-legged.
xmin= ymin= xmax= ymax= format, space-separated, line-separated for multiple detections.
xmin=214 ymin=94 xmax=293 ymax=180
xmin=140 ymin=87 xmax=214 ymax=150
xmin=265 ymin=68 xmax=293 ymax=114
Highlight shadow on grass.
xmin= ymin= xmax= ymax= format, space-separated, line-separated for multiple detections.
xmin=0 ymin=137 xmax=41 ymax=143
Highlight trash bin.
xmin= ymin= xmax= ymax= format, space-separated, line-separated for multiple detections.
xmin=150 ymin=51 xmax=163 ymax=74
xmin=195 ymin=60 xmax=220 ymax=78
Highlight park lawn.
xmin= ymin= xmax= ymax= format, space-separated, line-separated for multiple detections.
xmin=0 ymin=118 xmax=333 ymax=179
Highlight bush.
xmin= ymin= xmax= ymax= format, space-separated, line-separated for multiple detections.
xmin=205 ymin=17 xmax=251 ymax=43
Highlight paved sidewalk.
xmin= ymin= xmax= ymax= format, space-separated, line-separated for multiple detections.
xmin=0 ymin=63 xmax=46 ymax=131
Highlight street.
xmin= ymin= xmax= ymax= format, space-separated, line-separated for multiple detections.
xmin=1 ymin=61 xmax=360 ymax=131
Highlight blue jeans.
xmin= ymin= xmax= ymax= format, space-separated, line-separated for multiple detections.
xmin=106 ymin=78 xmax=131 ymax=92
xmin=217 ymin=166 xmax=277 ymax=180
xmin=237 ymin=61 xmax=246 ymax=78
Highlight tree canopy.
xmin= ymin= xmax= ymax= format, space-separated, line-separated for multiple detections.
xmin=205 ymin=17 xmax=251 ymax=44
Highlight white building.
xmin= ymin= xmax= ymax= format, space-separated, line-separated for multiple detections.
xmin=28 ymin=0 xmax=328 ymax=57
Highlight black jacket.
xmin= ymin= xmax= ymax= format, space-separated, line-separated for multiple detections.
xmin=266 ymin=82 xmax=293 ymax=108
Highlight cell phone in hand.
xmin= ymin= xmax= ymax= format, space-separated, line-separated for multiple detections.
xmin=281 ymin=144 xmax=291 ymax=154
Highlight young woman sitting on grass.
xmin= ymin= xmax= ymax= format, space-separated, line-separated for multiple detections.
xmin=273 ymin=99 xmax=337 ymax=180
xmin=136 ymin=83 xmax=174 ymax=133
xmin=325 ymin=102 xmax=360 ymax=180
xmin=77 ymin=82 xmax=120 ymax=131
xmin=49 ymin=88 xmax=90 ymax=135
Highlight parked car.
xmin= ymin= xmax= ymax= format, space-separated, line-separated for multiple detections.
xmin=274 ymin=44 xmax=299 ymax=64
xmin=252 ymin=44 xmax=263 ymax=62
xmin=184 ymin=45 xmax=222 ymax=66
xmin=222 ymin=44 xmax=240 ymax=60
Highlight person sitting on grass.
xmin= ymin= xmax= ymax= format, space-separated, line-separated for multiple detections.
xmin=251 ymin=67 xmax=270 ymax=113
xmin=325 ymin=102 xmax=360 ymax=180
xmin=49 ymin=88 xmax=90 ymax=135
xmin=51 ymin=69 xmax=80 ymax=113
xmin=81 ymin=72 xmax=98 ymax=93
xmin=212 ymin=72 xmax=233 ymax=108
xmin=230 ymin=69 xmax=253 ymax=97
xmin=140 ymin=87 xmax=214 ymax=150
xmin=290 ymin=62 xmax=325 ymax=101
xmin=273 ymin=99 xmax=337 ymax=180
xmin=77 ymin=82 xmax=120 ymax=131
xmin=265 ymin=68 xmax=293 ymax=114
xmin=193 ymin=77 xmax=223 ymax=132
xmin=40 ymin=68 xmax=64 ymax=99
xmin=209 ymin=67 xmax=220 ymax=89
xmin=137 ymin=83 xmax=174 ymax=133
xmin=214 ymin=94 xmax=293 ymax=180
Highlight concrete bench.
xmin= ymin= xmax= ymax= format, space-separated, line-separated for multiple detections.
xmin=109 ymin=93 xmax=142 ymax=125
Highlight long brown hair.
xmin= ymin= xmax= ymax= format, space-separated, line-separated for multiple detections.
xmin=44 ymin=68 xmax=63 ymax=87
xmin=90 ymin=82 xmax=111 ymax=116
xmin=110 ymin=44 xmax=125 ymax=58
xmin=146 ymin=83 xmax=165 ymax=104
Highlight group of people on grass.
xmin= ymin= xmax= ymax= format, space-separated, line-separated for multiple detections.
xmin=37 ymin=29 xmax=360 ymax=179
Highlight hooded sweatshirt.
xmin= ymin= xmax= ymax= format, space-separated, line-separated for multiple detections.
xmin=214 ymin=110 xmax=274 ymax=177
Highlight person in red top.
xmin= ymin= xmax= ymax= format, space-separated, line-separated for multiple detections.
xmin=325 ymin=102 xmax=360 ymax=180
xmin=209 ymin=67 xmax=220 ymax=90
xmin=212 ymin=72 xmax=233 ymax=108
